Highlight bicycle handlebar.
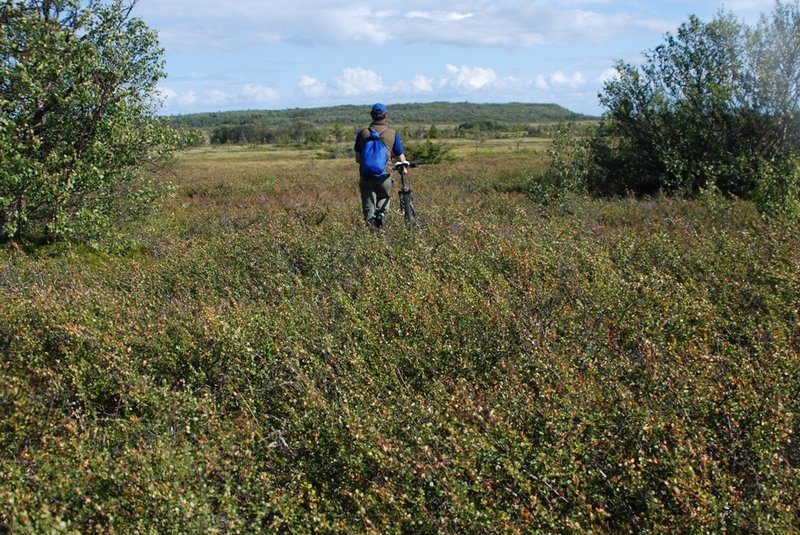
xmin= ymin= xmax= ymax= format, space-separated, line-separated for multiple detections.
xmin=393 ymin=161 xmax=427 ymax=171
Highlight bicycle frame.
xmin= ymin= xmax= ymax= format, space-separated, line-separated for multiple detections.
xmin=394 ymin=162 xmax=417 ymax=227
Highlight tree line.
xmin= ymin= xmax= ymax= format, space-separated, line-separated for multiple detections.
xmin=208 ymin=120 xmax=569 ymax=147
xmin=165 ymin=102 xmax=590 ymax=130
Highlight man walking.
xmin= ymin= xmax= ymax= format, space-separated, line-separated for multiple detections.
xmin=354 ymin=103 xmax=408 ymax=228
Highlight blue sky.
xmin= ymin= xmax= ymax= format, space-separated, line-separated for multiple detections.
xmin=132 ymin=0 xmax=775 ymax=116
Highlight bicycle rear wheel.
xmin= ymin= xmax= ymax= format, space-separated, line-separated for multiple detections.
xmin=399 ymin=189 xmax=416 ymax=228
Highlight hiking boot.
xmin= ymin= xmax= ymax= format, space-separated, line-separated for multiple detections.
xmin=375 ymin=212 xmax=385 ymax=228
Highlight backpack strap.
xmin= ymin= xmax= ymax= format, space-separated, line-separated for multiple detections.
xmin=367 ymin=126 xmax=389 ymax=139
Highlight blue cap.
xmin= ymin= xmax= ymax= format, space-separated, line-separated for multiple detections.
xmin=371 ymin=102 xmax=387 ymax=115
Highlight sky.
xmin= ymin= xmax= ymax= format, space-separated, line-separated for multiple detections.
xmin=132 ymin=0 xmax=776 ymax=117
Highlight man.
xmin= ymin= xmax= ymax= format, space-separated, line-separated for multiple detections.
xmin=354 ymin=102 xmax=408 ymax=228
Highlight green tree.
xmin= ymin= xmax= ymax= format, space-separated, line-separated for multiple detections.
xmin=331 ymin=122 xmax=347 ymax=143
xmin=588 ymin=1 xmax=800 ymax=216
xmin=593 ymin=12 xmax=749 ymax=196
xmin=425 ymin=124 xmax=439 ymax=139
xmin=403 ymin=139 xmax=455 ymax=164
xmin=0 ymin=0 xmax=168 ymax=242
xmin=747 ymin=1 xmax=800 ymax=158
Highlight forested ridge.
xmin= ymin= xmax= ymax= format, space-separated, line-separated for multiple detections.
xmin=162 ymin=101 xmax=591 ymax=128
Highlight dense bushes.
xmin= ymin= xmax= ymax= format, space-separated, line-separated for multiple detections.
xmin=0 ymin=0 xmax=173 ymax=243
xmin=582 ymin=2 xmax=800 ymax=220
xmin=0 ymin=153 xmax=798 ymax=532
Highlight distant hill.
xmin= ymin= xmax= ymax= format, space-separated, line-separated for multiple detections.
xmin=162 ymin=102 xmax=593 ymax=129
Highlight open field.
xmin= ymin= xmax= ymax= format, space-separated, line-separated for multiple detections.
xmin=1 ymin=146 xmax=798 ymax=532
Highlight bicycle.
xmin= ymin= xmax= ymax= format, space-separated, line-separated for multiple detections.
xmin=393 ymin=161 xmax=422 ymax=228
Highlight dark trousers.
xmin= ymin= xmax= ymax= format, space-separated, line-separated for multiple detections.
xmin=359 ymin=176 xmax=392 ymax=223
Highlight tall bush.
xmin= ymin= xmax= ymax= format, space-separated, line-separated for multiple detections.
xmin=403 ymin=139 xmax=455 ymax=164
xmin=587 ymin=1 xmax=800 ymax=217
xmin=0 ymin=0 xmax=168 ymax=242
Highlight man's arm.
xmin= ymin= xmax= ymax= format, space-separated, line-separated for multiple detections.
xmin=393 ymin=133 xmax=407 ymax=164
xmin=354 ymin=131 xmax=362 ymax=163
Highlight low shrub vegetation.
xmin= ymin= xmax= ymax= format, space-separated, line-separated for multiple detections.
xmin=0 ymin=150 xmax=798 ymax=532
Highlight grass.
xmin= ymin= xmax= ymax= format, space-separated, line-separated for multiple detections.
xmin=1 ymin=145 xmax=798 ymax=532
xmin=444 ymin=137 xmax=552 ymax=158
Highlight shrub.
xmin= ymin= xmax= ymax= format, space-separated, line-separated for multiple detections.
xmin=0 ymin=0 xmax=169 ymax=243
xmin=528 ymin=123 xmax=590 ymax=203
xmin=589 ymin=2 xmax=800 ymax=213
xmin=403 ymin=139 xmax=456 ymax=164
xmin=753 ymin=156 xmax=800 ymax=221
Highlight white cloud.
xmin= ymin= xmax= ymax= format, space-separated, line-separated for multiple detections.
xmin=333 ymin=68 xmax=385 ymax=96
xmin=299 ymin=76 xmax=327 ymax=98
xmin=595 ymin=67 xmax=619 ymax=84
xmin=135 ymin=0 xmax=675 ymax=51
xmin=529 ymin=69 xmax=592 ymax=91
xmin=297 ymin=64 xmax=515 ymax=103
xmin=136 ymin=0 xmax=780 ymax=53
xmin=179 ymin=91 xmax=199 ymax=106
xmin=405 ymin=10 xmax=474 ymax=22
xmin=160 ymin=86 xmax=282 ymax=113
xmin=534 ymin=75 xmax=549 ymax=90
xmin=206 ymin=89 xmax=230 ymax=105
xmin=549 ymin=71 xmax=587 ymax=88
xmin=241 ymin=83 xmax=279 ymax=103
xmin=156 ymin=24 xmax=236 ymax=52
xmin=443 ymin=64 xmax=498 ymax=90
xmin=156 ymin=86 xmax=201 ymax=106
xmin=305 ymin=6 xmax=391 ymax=46
xmin=411 ymin=75 xmax=434 ymax=92
xmin=157 ymin=86 xmax=177 ymax=102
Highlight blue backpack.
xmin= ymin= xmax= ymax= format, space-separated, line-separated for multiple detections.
xmin=360 ymin=128 xmax=389 ymax=179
